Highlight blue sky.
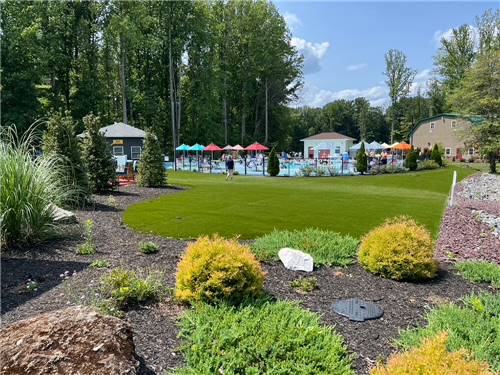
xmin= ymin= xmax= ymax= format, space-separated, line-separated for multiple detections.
xmin=275 ymin=1 xmax=497 ymax=108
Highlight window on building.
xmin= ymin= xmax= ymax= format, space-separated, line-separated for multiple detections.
xmin=468 ymin=148 xmax=474 ymax=156
xmin=430 ymin=122 xmax=435 ymax=130
xmin=112 ymin=146 xmax=124 ymax=156
xmin=334 ymin=147 xmax=341 ymax=154
xmin=445 ymin=147 xmax=451 ymax=156
xmin=131 ymin=146 xmax=142 ymax=159
xmin=451 ymin=121 xmax=457 ymax=128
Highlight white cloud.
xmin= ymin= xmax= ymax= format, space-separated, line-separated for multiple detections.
xmin=346 ymin=63 xmax=367 ymax=72
xmin=291 ymin=37 xmax=331 ymax=74
xmin=432 ymin=25 xmax=479 ymax=49
xmin=414 ymin=68 xmax=432 ymax=81
xmin=284 ymin=12 xmax=302 ymax=31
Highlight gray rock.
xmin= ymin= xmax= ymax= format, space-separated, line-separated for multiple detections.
xmin=278 ymin=248 xmax=314 ymax=272
xmin=51 ymin=204 xmax=77 ymax=224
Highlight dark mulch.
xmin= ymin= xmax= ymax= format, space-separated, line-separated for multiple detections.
xmin=0 ymin=184 xmax=491 ymax=374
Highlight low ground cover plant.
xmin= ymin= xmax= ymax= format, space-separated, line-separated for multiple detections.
xmin=175 ymin=236 xmax=264 ymax=304
xmin=252 ymin=228 xmax=359 ymax=267
xmin=77 ymin=219 xmax=96 ymax=255
xmin=0 ymin=125 xmax=74 ymax=246
xmin=358 ymin=216 xmax=438 ymax=280
xmin=90 ymin=259 xmax=110 ymax=269
xmin=291 ymin=276 xmax=318 ymax=293
xmin=456 ymin=261 xmax=500 ymax=288
xmin=100 ymin=268 xmax=167 ymax=309
xmin=373 ymin=333 xmax=493 ymax=375
xmin=396 ymin=292 xmax=500 ymax=371
xmin=417 ymin=160 xmax=440 ymax=171
xmin=139 ymin=241 xmax=159 ymax=254
xmin=175 ymin=301 xmax=354 ymax=374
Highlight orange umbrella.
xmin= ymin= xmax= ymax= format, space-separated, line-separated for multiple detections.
xmin=392 ymin=142 xmax=412 ymax=151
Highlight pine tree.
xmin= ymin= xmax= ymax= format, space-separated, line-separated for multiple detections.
xmin=267 ymin=147 xmax=280 ymax=176
xmin=431 ymin=144 xmax=443 ymax=167
xmin=356 ymin=142 xmax=368 ymax=175
xmin=405 ymin=146 xmax=418 ymax=171
xmin=82 ymin=114 xmax=116 ymax=192
xmin=138 ymin=131 xmax=166 ymax=187
xmin=43 ymin=111 xmax=89 ymax=205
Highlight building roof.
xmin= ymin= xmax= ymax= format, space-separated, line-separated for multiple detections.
xmin=409 ymin=113 xmax=484 ymax=137
xmin=78 ymin=122 xmax=146 ymax=138
xmin=301 ymin=132 xmax=356 ymax=141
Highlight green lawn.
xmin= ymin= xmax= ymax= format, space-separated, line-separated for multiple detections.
xmin=124 ymin=167 xmax=475 ymax=239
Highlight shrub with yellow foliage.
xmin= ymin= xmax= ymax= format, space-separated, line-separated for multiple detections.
xmin=175 ymin=236 xmax=265 ymax=304
xmin=371 ymin=333 xmax=493 ymax=375
xmin=358 ymin=216 xmax=438 ymax=280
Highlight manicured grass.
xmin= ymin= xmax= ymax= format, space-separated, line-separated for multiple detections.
xmin=251 ymin=228 xmax=359 ymax=266
xmin=396 ymin=293 xmax=500 ymax=371
xmin=174 ymin=302 xmax=354 ymax=374
xmin=456 ymin=261 xmax=500 ymax=288
xmin=124 ymin=167 xmax=475 ymax=239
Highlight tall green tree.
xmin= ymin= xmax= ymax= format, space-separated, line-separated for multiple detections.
xmin=356 ymin=142 xmax=368 ymax=175
xmin=138 ymin=131 xmax=166 ymax=187
xmin=384 ymin=49 xmax=416 ymax=143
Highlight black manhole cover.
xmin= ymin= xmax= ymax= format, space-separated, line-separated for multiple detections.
xmin=332 ymin=298 xmax=383 ymax=322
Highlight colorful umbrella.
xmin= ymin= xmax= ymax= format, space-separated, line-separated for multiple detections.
xmin=245 ymin=142 xmax=269 ymax=152
xmin=223 ymin=145 xmax=234 ymax=151
xmin=175 ymin=144 xmax=190 ymax=151
xmin=232 ymin=144 xmax=244 ymax=151
xmin=392 ymin=142 xmax=412 ymax=151
xmin=189 ymin=144 xmax=205 ymax=152
xmin=204 ymin=143 xmax=223 ymax=152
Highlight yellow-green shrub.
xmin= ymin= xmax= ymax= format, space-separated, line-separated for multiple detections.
xmin=175 ymin=236 xmax=265 ymax=304
xmin=371 ymin=333 xmax=493 ymax=375
xmin=359 ymin=216 xmax=438 ymax=280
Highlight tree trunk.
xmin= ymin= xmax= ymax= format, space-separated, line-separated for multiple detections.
xmin=168 ymin=28 xmax=176 ymax=155
xmin=223 ymin=75 xmax=228 ymax=144
xmin=177 ymin=67 xmax=182 ymax=145
xmin=265 ymin=78 xmax=269 ymax=144
xmin=241 ymin=84 xmax=246 ymax=144
xmin=119 ymin=35 xmax=128 ymax=124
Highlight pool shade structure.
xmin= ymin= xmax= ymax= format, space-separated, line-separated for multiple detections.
xmin=232 ymin=144 xmax=244 ymax=151
xmin=223 ymin=145 xmax=234 ymax=151
xmin=176 ymin=144 xmax=190 ymax=151
xmin=332 ymin=298 xmax=384 ymax=322
xmin=392 ymin=142 xmax=412 ymax=151
xmin=204 ymin=143 xmax=223 ymax=159
xmin=245 ymin=142 xmax=269 ymax=152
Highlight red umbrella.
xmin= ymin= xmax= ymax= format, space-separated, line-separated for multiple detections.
xmin=245 ymin=142 xmax=269 ymax=152
xmin=204 ymin=143 xmax=223 ymax=152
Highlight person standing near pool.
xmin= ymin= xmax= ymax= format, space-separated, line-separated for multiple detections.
xmin=226 ymin=155 xmax=235 ymax=181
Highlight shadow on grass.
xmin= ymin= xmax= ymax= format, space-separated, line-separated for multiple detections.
xmin=1 ymin=258 xmax=89 ymax=315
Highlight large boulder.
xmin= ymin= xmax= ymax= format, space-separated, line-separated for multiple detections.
xmin=278 ymin=248 xmax=314 ymax=272
xmin=0 ymin=306 xmax=137 ymax=375
xmin=50 ymin=204 xmax=77 ymax=224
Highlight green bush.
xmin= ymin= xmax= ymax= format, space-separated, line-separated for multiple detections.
xmin=90 ymin=259 xmax=110 ymax=269
xmin=100 ymin=268 xmax=167 ymax=308
xmin=175 ymin=236 xmax=264 ymax=305
xmin=0 ymin=125 xmax=74 ymax=246
xmin=138 ymin=131 xmax=166 ymax=187
xmin=405 ymin=147 xmax=418 ymax=171
xmin=252 ymin=228 xmax=359 ymax=267
xmin=431 ymin=144 xmax=443 ymax=167
xmin=43 ymin=111 xmax=89 ymax=205
xmin=291 ymin=276 xmax=318 ymax=293
xmin=82 ymin=114 xmax=116 ymax=192
xmin=417 ymin=160 xmax=440 ymax=171
xmin=175 ymin=302 xmax=354 ymax=375
xmin=396 ymin=292 xmax=500 ymax=372
xmin=139 ymin=241 xmax=159 ymax=254
xmin=267 ymin=147 xmax=280 ymax=176
xmin=358 ymin=216 xmax=438 ymax=281
xmin=356 ymin=142 xmax=368 ymax=174
xmin=456 ymin=261 xmax=500 ymax=288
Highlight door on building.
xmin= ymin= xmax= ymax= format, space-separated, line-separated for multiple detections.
xmin=456 ymin=148 xmax=462 ymax=161
xmin=308 ymin=147 xmax=314 ymax=159
xmin=318 ymin=149 xmax=330 ymax=159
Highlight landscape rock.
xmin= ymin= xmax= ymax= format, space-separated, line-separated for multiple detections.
xmin=51 ymin=204 xmax=77 ymax=224
xmin=278 ymin=248 xmax=314 ymax=272
xmin=0 ymin=306 xmax=137 ymax=375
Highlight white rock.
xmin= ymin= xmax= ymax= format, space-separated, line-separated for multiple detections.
xmin=50 ymin=204 xmax=77 ymax=224
xmin=278 ymin=248 xmax=314 ymax=272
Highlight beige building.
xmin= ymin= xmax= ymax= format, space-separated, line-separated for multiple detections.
xmin=409 ymin=113 xmax=483 ymax=160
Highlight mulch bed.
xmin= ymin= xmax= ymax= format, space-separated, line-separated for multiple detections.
xmin=1 ymin=184 xmax=492 ymax=375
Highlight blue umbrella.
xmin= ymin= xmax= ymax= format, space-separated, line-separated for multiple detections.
xmin=176 ymin=144 xmax=190 ymax=151
xmin=189 ymin=143 xmax=205 ymax=152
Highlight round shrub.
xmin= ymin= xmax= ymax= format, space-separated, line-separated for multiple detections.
xmin=175 ymin=236 xmax=265 ymax=304
xmin=358 ymin=216 xmax=438 ymax=281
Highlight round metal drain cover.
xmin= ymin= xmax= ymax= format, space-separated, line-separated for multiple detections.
xmin=333 ymin=298 xmax=383 ymax=322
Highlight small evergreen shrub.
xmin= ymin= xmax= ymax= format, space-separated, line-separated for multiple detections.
xmin=100 ymin=268 xmax=166 ymax=308
xmin=77 ymin=219 xmax=96 ymax=255
xmin=291 ymin=276 xmax=318 ymax=293
xmin=175 ymin=302 xmax=355 ymax=374
xmin=405 ymin=147 xmax=418 ymax=171
xmin=372 ymin=333 xmax=493 ymax=375
xmin=267 ymin=147 xmax=280 ymax=176
xmin=431 ymin=144 xmax=443 ymax=167
xmin=175 ymin=236 xmax=264 ymax=304
xmin=456 ymin=261 xmax=500 ymax=288
xmin=43 ymin=111 xmax=89 ymax=205
xmin=396 ymin=293 xmax=500 ymax=371
xmin=252 ymin=228 xmax=359 ymax=267
xmin=358 ymin=216 xmax=438 ymax=280
xmin=82 ymin=114 xmax=116 ymax=192
xmin=417 ymin=160 xmax=440 ymax=170
xmin=356 ymin=142 xmax=368 ymax=174
xmin=138 ymin=131 xmax=166 ymax=187
xmin=139 ymin=241 xmax=159 ymax=254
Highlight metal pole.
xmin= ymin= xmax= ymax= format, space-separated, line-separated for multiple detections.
xmin=263 ymin=156 xmax=265 ymax=176
xmin=245 ymin=155 xmax=247 ymax=175
xmin=449 ymin=170 xmax=457 ymax=206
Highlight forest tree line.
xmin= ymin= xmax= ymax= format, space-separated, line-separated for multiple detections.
xmin=1 ymin=2 xmax=498 ymax=154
